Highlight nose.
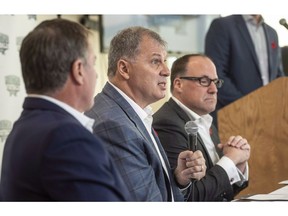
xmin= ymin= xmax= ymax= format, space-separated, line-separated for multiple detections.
xmin=208 ymin=81 xmax=218 ymax=93
xmin=161 ymin=64 xmax=170 ymax=77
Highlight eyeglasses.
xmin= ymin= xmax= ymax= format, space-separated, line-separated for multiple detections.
xmin=179 ymin=76 xmax=224 ymax=88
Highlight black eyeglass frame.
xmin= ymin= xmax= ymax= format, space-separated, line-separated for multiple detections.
xmin=179 ymin=76 xmax=224 ymax=88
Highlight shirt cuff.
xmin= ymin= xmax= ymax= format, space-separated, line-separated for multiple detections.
xmin=217 ymin=156 xmax=248 ymax=185
xmin=179 ymin=181 xmax=192 ymax=192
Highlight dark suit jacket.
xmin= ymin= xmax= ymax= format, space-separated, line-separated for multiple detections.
xmin=0 ymin=97 xmax=130 ymax=201
xmin=205 ymin=15 xmax=284 ymax=110
xmin=153 ymin=98 xmax=248 ymax=201
xmin=85 ymin=82 xmax=186 ymax=201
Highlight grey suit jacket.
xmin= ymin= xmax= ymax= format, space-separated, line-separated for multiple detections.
xmin=153 ymin=98 xmax=248 ymax=201
xmin=85 ymin=82 xmax=186 ymax=201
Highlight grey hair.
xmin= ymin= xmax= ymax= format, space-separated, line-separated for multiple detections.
xmin=107 ymin=26 xmax=167 ymax=78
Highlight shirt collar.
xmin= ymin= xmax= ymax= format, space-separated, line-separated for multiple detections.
xmin=108 ymin=81 xmax=152 ymax=128
xmin=242 ymin=15 xmax=264 ymax=26
xmin=171 ymin=96 xmax=213 ymax=131
xmin=28 ymin=94 xmax=95 ymax=133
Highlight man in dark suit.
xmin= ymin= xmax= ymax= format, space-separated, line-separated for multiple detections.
xmin=153 ymin=54 xmax=250 ymax=201
xmin=0 ymin=18 xmax=130 ymax=201
xmin=85 ymin=27 xmax=206 ymax=201
xmin=205 ymin=15 xmax=284 ymax=127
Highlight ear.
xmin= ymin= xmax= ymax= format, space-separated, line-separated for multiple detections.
xmin=173 ymin=78 xmax=183 ymax=93
xmin=117 ymin=59 xmax=130 ymax=80
xmin=71 ymin=59 xmax=84 ymax=85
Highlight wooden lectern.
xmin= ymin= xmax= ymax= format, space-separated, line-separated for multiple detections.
xmin=218 ymin=77 xmax=288 ymax=197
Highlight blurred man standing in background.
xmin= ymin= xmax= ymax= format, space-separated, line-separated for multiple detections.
xmin=205 ymin=15 xmax=284 ymax=127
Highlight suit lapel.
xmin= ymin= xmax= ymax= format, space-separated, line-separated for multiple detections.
xmin=235 ymin=16 xmax=261 ymax=73
xmin=262 ymin=23 xmax=273 ymax=80
xmin=192 ymin=133 xmax=212 ymax=168
xmin=103 ymin=82 xmax=172 ymax=169
xmin=151 ymin=128 xmax=173 ymax=201
xmin=210 ymin=125 xmax=223 ymax=158
xmin=167 ymin=98 xmax=217 ymax=168
xmin=102 ymin=83 xmax=150 ymax=141
xmin=152 ymin=128 xmax=173 ymax=171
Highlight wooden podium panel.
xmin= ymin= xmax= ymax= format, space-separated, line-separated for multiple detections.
xmin=218 ymin=77 xmax=288 ymax=196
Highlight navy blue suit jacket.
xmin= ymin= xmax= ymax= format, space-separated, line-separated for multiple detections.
xmin=205 ymin=15 xmax=284 ymax=110
xmin=0 ymin=97 xmax=130 ymax=201
xmin=85 ymin=82 xmax=186 ymax=201
xmin=153 ymin=98 xmax=248 ymax=201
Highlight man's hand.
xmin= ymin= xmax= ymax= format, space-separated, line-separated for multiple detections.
xmin=218 ymin=135 xmax=251 ymax=172
xmin=227 ymin=135 xmax=250 ymax=150
xmin=174 ymin=150 xmax=206 ymax=187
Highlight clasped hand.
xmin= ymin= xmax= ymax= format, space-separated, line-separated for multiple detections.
xmin=218 ymin=135 xmax=251 ymax=173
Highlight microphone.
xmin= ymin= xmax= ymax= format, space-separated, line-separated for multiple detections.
xmin=279 ymin=18 xmax=288 ymax=30
xmin=185 ymin=121 xmax=199 ymax=201
xmin=184 ymin=120 xmax=198 ymax=152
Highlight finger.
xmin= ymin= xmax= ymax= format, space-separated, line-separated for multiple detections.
xmin=199 ymin=164 xmax=206 ymax=172
xmin=185 ymin=150 xmax=204 ymax=162
xmin=189 ymin=173 xmax=204 ymax=181
xmin=217 ymin=143 xmax=224 ymax=150
xmin=186 ymin=156 xmax=206 ymax=167
xmin=240 ymin=143 xmax=251 ymax=150
xmin=193 ymin=150 xmax=203 ymax=158
xmin=234 ymin=138 xmax=247 ymax=148
xmin=234 ymin=138 xmax=249 ymax=148
xmin=228 ymin=135 xmax=243 ymax=147
xmin=187 ymin=165 xmax=206 ymax=180
xmin=183 ymin=162 xmax=205 ymax=173
xmin=227 ymin=136 xmax=235 ymax=144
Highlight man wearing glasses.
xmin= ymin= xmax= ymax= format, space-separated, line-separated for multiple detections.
xmin=153 ymin=54 xmax=250 ymax=201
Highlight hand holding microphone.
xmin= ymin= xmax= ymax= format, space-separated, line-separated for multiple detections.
xmin=184 ymin=120 xmax=206 ymax=174
xmin=184 ymin=120 xmax=198 ymax=152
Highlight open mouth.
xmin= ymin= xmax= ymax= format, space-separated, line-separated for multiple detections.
xmin=158 ymin=82 xmax=166 ymax=88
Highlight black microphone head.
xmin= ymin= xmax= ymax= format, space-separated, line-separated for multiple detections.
xmin=184 ymin=120 xmax=198 ymax=135
xmin=279 ymin=18 xmax=287 ymax=26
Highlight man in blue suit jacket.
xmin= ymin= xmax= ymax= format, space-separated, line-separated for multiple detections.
xmin=85 ymin=27 xmax=206 ymax=201
xmin=0 ymin=18 xmax=130 ymax=201
xmin=205 ymin=15 xmax=284 ymax=127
